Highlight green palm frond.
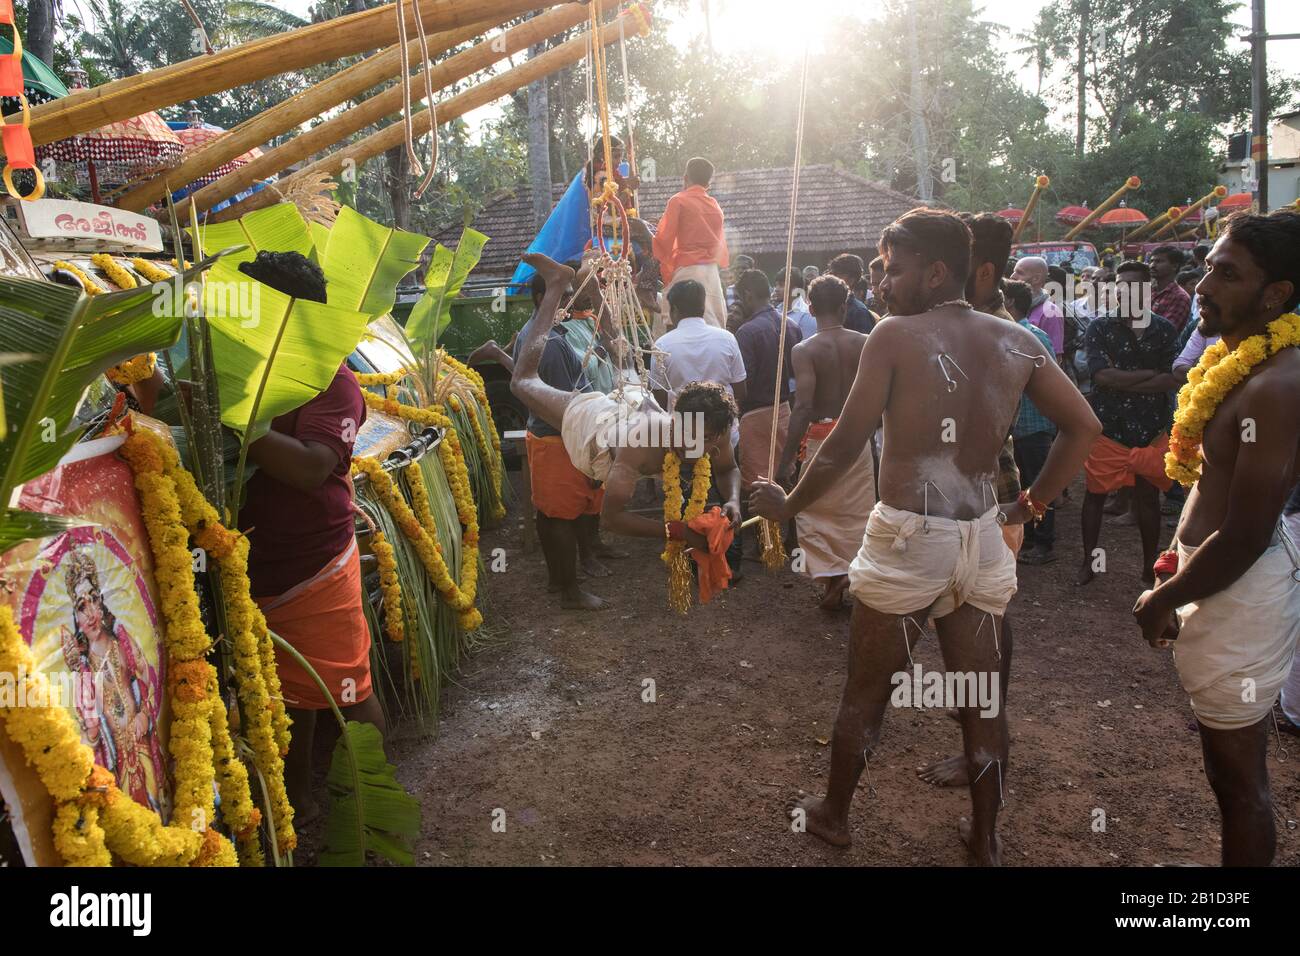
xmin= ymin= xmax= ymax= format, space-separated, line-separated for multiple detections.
xmin=318 ymin=721 xmax=421 ymax=867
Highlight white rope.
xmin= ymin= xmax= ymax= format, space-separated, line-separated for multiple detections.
xmin=410 ymin=0 xmax=439 ymax=199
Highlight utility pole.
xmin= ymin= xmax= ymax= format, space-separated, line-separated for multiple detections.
xmin=1249 ymin=0 xmax=1268 ymax=210
xmin=906 ymin=0 xmax=933 ymax=201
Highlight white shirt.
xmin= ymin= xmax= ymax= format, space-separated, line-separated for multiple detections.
xmin=650 ymin=317 xmax=747 ymax=410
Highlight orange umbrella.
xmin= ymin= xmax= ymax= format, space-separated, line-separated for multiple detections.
xmin=1055 ymin=203 xmax=1091 ymax=226
xmin=1218 ymin=192 xmax=1253 ymax=212
xmin=995 ymin=204 xmax=1025 ymax=223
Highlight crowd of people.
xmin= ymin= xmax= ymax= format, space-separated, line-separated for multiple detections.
xmin=502 ymin=143 xmax=1300 ymax=867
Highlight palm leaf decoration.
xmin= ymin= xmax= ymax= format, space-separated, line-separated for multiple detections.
xmin=191 ymin=202 xmax=316 ymax=268
xmin=318 ymin=720 xmax=421 ymax=867
xmin=405 ymin=224 xmax=489 ymax=352
xmin=0 ymin=261 xmax=217 ymax=552
xmin=321 ymin=206 xmax=430 ymax=319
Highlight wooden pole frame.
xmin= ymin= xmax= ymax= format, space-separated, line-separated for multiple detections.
xmin=181 ymin=3 xmax=596 ymax=219
xmin=14 ymin=0 xmax=554 ymax=150
xmin=1063 ymin=176 xmax=1141 ymax=240
xmin=211 ymin=4 xmax=650 ymax=223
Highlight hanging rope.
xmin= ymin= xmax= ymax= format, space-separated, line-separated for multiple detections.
xmin=395 ymin=0 xmax=421 ymax=175
xmin=760 ymin=44 xmax=812 ymax=570
xmin=409 ymin=0 xmax=440 ymax=199
xmin=617 ymin=16 xmax=638 ymax=215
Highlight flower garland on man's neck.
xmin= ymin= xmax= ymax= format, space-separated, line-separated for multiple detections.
xmin=1166 ymin=313 xmax=1300 ymax=486
xmin=661 ymin=451 xmax=712 ymax=614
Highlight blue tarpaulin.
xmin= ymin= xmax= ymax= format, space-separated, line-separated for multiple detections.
xmin=509 ymin=171 xmax=593 ymax=291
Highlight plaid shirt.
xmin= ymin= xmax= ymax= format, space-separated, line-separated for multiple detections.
xmin=1013 ymin=321 xmax=1057 ymax=439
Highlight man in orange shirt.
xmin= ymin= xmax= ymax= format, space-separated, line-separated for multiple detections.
xmin=653 ymin=156 xmax=730 ymax=329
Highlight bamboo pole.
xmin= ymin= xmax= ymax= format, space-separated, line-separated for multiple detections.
xmin=180 ymin=3 xmax=595 ymax=219
xmin=1011 ymin=175 xmax=1049 ymax=242
xmin=115 ymin=18 xmax=500 ymax=212
xmin=1063 ymin=176 xmax=1142 ymax=240
xmin=212 ymin=3 xmax=650 ymax=223
xmin=1151 ymin=185 xmax=1229 ymax=240
xmin=15 ymin=0 xmax=554 ymax=150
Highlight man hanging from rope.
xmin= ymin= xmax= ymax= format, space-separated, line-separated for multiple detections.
xmin=750 ymin=209 xmax=1100 ymax=865
xmin=512 ymin=253 xmax=743 ymax=554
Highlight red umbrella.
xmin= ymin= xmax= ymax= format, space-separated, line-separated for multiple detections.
xmin=1098 ymin=205 xmax=1148 ymax=228
xmin=995 ymin=204 xmax=1024 ymax=223
xmin=1055 ymin=203 xmax=1091 ymax=225
xmin=172 ymin=112 xmax=265 ymax=189
xmin=1218 ymin=192 xmax=1253 ymax=212
xmin=34 ymin=70 xmax=181 ymax=203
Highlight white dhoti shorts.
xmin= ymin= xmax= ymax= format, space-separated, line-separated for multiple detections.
xmin=1172 ymin=530 xmax=1300 ymax=731
xmin=559 ymin=392 xmax=623 ymax=483
xmin=847 ymin=502 xmax=1017 ymax=618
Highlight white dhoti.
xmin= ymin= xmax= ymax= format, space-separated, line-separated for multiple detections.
xmin=560 ymin=392 xmax=624 ymax=483
xmin=847 ymin=502 xmax=1017 ymax=618
xmin=661 ymin=263 xmax=727 ymax=329
xmin=795 ymin=423 xmax=877 ymax=579
xmin=1172 ymin=530 xmax=1300 ymax=731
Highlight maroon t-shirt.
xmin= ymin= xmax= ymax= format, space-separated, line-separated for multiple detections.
xmin=240 ymin=363 xmax=367 ymax=598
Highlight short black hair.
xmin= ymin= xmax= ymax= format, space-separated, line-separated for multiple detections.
xmin=1047 ymin=264 xmax=1067 ymax=291
xmin=962 ymin=213 xmax=1013 ymax=275
xmin=1116 ymin=259 xmax=1151 ymax=282
xmin=667 ymin=278 xmax=707 ymax=318
xmin=775 ymin=267 xmax=804 ymax=291
xmin=675 ymin=380 xmax=738 ymax=437
xmin=735 ymin=268 xmax=771 ymax=302
xmin=1192 ymin=244 xmax=1210 ymax=262
xmin=1151 ymin=244 xmax=1186 ymax=268
xmin=828 ymin=253 xmax=864 ymax=283
xmin=808 ymin=274 xmax=850 ymax=315
xmin=868 ymin=255 xmax=884 ymax=276
xmin=1004 ymin=278 xmax=1033 ymax=317
xmin=1219 ymin=209 xmax=1300 ymax=312
xmin=685 ymin=156 xmax=714 ymax=187
xmin=734 ymin=254 xmax=755 ymax=271
xmin=1176 ymin=268 xmax=1202 ymax=286
xmin=880 ymin=208 xmax=972 ymax=285
xmin=238 ymin=250 xmax=327 ymax=303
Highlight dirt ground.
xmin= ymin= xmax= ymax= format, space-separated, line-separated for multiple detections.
xmin=367 ymin=475 xmax=1299 ymax=866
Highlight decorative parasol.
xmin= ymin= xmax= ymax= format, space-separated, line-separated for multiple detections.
xmin=33 ymin=62 xmax=182 ymax=204
xmin=1098 ymin=201 xmax=1149 ymax=243
xmin=1218 ymin=192 xmax=1253 ymax=213
xmin=1055 ymin=203 xmax=1091 ymax=226
xmin=0 ymin=35 xmax=68 ymax=114
xmin=168 ymin=108 xmax=265 ymax=190
xmin=995 ymin=203 xmax=1024 ymax=223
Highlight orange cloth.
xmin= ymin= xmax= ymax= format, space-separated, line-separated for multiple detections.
xmin=1084 ymin=432 xmax=1174 ymax=494
xmin=687 ymin=506 xmax=734 ymax=603
xmin=257 ymin=539 xmax=372 ymax=711
xmin=799 ymin=417 xmax=836 ymax=462
xmin=652 ymin=185 xmax=729 ymax=284
xmin=739 ymin=403 xmax=791 ymax=490
xmin=526 ymin=433 xmax=604 ymax=520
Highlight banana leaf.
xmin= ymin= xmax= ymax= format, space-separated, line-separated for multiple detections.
xmin=0 ymin=260 xmax=217 ymax=552
xmin=321 ymin=206 xmax=430 ymax=319
xmin=318 ymin=720 xmax=421 ymax=867
xmin=404 ymin=225 xmax=489 ymax=351
xmin=191 ymin=202 xmax=315 ymax=267
xmin=203 ymin=258 xmax=373 ymax=441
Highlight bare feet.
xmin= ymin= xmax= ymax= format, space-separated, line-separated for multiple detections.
xmin=958 ymin=816 xmax=1002 ymax=866
xmin=791 ymin=795 xmax=851 ymax=848
xmin=596 ymin=544 xmax=629 ymax=560
xmin=523 ymin=252 xmax=576 ymax=290
xmin=560 ymin=587 xmax=607 ymax=610
xmin=580 ymin=557 xmax=612 ymax=578
xmin=818 ymin=576 xmax=849 ymax=612
xmin=917 ymin=754 xmax=969 ymax=787
xmin=1076 ymin=562 xmax=1096 ymax=586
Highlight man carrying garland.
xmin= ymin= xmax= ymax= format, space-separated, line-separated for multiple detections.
xmin=511 ymin=254 xmax=743 ymax=557
xmin=1133 ymin=209 xmax=1300 ymax=867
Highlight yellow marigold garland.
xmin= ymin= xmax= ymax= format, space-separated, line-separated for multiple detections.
xmin=1166 ymin=313 xmax=1300 ymax=487
xmin=91 ymin=253 xmax=137 ymax=290
xmin=52 ymin=259 xmax=105 ymax=295
xmin=661 ymin=452 xmax=712 ymax=614
xmin=135 ymin=427 xmax=296 ymax=851
xmin=106 ymin=352 xmax=157 ymax=386
xmin=371 ymin=529 xmax=405 ymax=642
xmin=130 ymin=257 xmax=174 ymax=284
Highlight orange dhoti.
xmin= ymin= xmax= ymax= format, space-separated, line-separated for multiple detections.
xmin=526 ymin=432 xmax=604 ymax=520
xmin=1084 ymin=433 xmax=1173 ymax=494
xmin=257 ymin=539 xmax=372 ymax=711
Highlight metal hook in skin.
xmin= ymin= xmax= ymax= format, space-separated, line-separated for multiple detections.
xmin=1008 ymin=347 xmax=1047 ymax=368
xmin=936 ymin=353 xmax=969 ymax=393
xmin=922 ymin=481 xmax=952 ymax=533
xmin=972 ymin=758 xmax=1006 ymax=809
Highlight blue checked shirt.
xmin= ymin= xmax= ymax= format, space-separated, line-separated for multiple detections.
xmin=1013 ymin=320 xmax=1057 ymax=439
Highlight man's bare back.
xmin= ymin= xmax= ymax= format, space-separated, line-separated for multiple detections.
xmin=798 ymin=327 xmax=867 ymax=419
xmin=870 ymin=307 xmax=1046 ymax=518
